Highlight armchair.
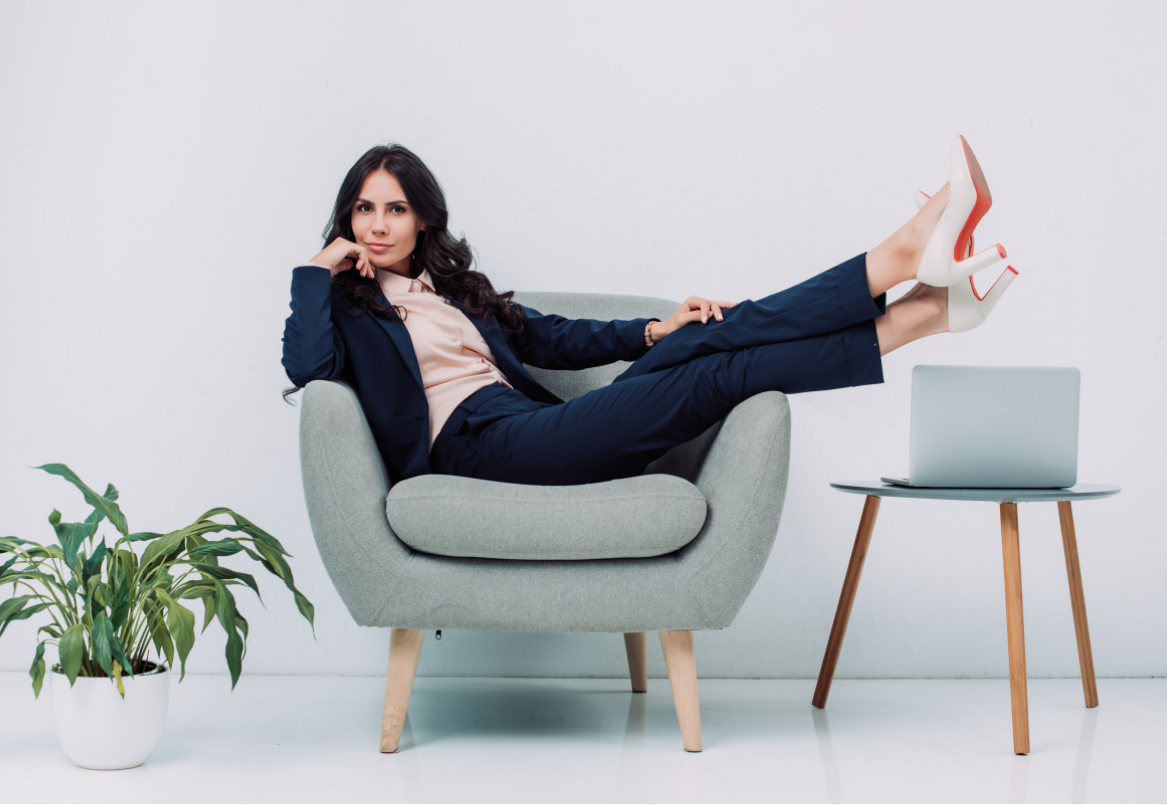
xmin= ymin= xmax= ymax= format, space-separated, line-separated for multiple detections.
xmin=298 ymin=291 xmax=792 ymax=752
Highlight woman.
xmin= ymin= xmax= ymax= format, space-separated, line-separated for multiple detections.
xmin=282 ymin=141 xmax=1017 ymax=486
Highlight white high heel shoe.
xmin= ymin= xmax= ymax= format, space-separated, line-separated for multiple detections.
xmin=948 ymin=265 xmax=1019 ymax=333
xmin=917 ymin=190 xmax=975 ymax=258
xmin=917 ymin=136 xmax=1008 ymax=287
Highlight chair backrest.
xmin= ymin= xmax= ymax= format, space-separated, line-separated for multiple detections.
xmin=511 ymin=291 xmax=724 ymax=484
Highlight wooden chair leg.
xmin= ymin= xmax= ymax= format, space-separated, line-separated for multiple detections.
xmin=623 ymin=632 xmax=648 ymax=693
xmin=1000 ymin=503 xmax=1030 ymax=755
xmin=812 ymin=495 xmax=881 ymax=709
xmin=659 ymin=630 xmax=702 ymax=752
xmin=380 ymin=627 xmax=425 ymax=753
xmin=1058 ymin=501 xmax=1099 ymax=708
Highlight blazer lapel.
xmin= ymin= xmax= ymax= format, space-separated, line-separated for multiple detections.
xmin=370 ymin=289 xmax=425 ymax=392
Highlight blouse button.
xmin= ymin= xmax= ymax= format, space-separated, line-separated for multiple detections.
xmin=455 ymin=340 xmax=462 ymax=346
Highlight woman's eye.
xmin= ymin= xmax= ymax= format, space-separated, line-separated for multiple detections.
xmin=392 ymin=205 xmax=407 ymax=213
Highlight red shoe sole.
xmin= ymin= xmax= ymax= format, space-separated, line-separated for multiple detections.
xmin=955 ymin=135 xmax=993 ymax=262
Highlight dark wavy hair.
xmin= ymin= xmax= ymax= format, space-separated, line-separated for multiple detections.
xmin=283 ymin=144 xmax=527 ymax=402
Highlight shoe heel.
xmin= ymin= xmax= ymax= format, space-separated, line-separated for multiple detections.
xmin=955 ymin=243 xmax=1007 ymax=280
xmin=976 ymin=265 xmax=1019 ymax=311
xmin=949 ymin=265 xmax=1019 ymax=333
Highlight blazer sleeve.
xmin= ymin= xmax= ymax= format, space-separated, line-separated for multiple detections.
xmin=513 ymin=303 xmax=659 ymax=370
xmin=281 ymin=265 xmax=347 ymax=387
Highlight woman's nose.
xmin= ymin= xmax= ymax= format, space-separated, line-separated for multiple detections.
xmin=372 ymin=213 xmax=388 ymax=233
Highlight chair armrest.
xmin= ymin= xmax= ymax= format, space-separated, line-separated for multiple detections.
xmin=299 ymin=379 xmax=413 ymax=625
xmin=677 ymin=391 xmax=792 ymax=625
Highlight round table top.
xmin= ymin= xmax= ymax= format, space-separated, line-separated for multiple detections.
xmin=830 ymin=481 xmax=1121 ymax=503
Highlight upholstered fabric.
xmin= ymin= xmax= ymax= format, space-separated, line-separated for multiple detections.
xmin=386 ymin=474 xmax=708 ymax=560
xmin=297 ymin=290 xmax=791 ymax=632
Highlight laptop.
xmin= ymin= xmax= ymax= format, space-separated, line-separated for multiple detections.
xmin=881 ymin=365 xmax=1080 ymax=489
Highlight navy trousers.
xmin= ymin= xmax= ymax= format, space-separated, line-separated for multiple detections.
xmin=430 ymin=253 xmax=886 ymax=486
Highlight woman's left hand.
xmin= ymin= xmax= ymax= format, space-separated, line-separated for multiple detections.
xmin=651 ymin=296 xmax=738 ymax=343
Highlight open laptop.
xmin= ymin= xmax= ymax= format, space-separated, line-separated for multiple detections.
xmin=881 ymin=365 xmax=1080 ymax=489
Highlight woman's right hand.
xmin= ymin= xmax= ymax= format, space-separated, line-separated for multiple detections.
xmin=309 ymin=238 xmax=375 ymax=279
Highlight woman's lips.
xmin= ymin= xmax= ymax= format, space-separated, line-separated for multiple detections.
xmin=366 ymin=243 xmax=391 ymax=253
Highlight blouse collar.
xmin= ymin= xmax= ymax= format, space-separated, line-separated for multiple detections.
xmin=377 ymin=266 xmax=436 ymax=298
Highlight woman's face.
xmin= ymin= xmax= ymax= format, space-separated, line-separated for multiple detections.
xmin=350 ymin=168 xmax=426 ymax=276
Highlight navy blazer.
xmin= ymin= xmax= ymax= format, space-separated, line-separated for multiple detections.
xmin=282 ymin=266 xmax=658 ymax=484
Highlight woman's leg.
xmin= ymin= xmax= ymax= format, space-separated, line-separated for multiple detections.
xmin=615 ymin=184 xmax=952 ymax=384
xmin=439 ymin=298 xmax=945 ymax=486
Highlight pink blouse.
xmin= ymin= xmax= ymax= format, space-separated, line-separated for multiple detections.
xmin=375 ymin=267 xmax=515 ymax=451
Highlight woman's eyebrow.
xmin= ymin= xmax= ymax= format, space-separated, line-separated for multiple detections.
xmin=356 ymin=197 xmax=409 ymax=206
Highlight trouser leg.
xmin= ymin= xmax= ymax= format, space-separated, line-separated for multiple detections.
xmin=445 ymin=318 xmax=882 ymax=486
xmin=616 ymin=253 xmax=884 ymax=383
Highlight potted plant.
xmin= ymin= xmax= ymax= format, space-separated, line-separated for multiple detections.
xmin=0 ymin=463 xmax=315 ymax=769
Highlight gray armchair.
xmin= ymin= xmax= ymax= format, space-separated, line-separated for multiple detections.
xmin=298 ymin=291 xmax=792 ymax=752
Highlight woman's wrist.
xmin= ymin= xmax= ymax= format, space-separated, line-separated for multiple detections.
xmin=647 ymin=320 xmax=666 ymax=345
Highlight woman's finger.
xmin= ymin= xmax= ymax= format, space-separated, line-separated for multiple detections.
xmin=711 ymin=302 xmax=723 ymax=321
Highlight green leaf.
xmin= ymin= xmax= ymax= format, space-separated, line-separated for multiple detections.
xmin=30 ymin=641 xmax=46 ymax=698
xmin=225 ymin=626 xmax=243 ymax=690
xmin=108 ymin=633 xmax=133 ymax=681
xmin=91 ymin=611 xmax=114 ymax=677
xmin=59 ymin=624 xmax=85 ymax=686
xmin=194 ymin=563 xmax=263 ymax=603
xmin=1 ymin=536 xmax=39 ymax=554
xmin=0 ymin=601 xmax=51 ymax=638
xmin=122 ymin=532 xmax=163 ymax=543
xmin=139 ymin=530 xmax=186 ymax=572
xmin=251 ymin=542 xmax=315 ymax=634
xmin=52 ymin=519 xmax=96 ymax=571
xmin=187 ymin=539 xmax=246 ymax=558
xmin=293 ymin=592 xmax=316 ymax=635
xmin=108 ymin=583 xmax=133 ymax=631
xmin=36 ymin=464 xmax=129 ymax=537
xmin=82 ymin=540 xmax=107 ymax=582
xmin=0 ymin=596 xmax=52 ymax=639
xmin=150 ymin=612 xmax=175 ymax=673
xmin=0 ymin=595 xmax=36 ymax=621
xmin=201 ymin=593 xmax=215 ymax=634
xmin=158 ymin=592 xmax=195 ymax=681
xmin=209 ymin=580 xmax=245 ymax=689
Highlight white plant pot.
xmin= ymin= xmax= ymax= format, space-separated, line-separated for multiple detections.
xmin=51 ymin=664 xmax=170 ymax=770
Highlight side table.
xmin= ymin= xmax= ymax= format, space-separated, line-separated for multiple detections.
xmin=813 ymin=481 xmax=1120 ymax=754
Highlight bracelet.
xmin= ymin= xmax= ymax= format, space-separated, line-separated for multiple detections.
xmin=644 ymin=320 xmax=658 ymax=348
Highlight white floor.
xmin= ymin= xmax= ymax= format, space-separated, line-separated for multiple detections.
xmin=2 ymin=674 xmax=1164 ymax=803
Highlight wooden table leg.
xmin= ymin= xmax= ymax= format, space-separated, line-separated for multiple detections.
xmin=813 ymin=495 xmax=881 ymax=709
xmin=1058 ymin=501 xmax=1099 ymax=708
xmin=1000 ymin=503 xmax=1030 ymax=755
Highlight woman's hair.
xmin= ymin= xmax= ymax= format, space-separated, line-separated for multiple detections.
xmin=283 ymin=144 xmax=527 ymax=402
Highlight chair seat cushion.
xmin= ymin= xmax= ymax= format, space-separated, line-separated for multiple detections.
xmin=385 ymin=474 xmax=708 ymax=560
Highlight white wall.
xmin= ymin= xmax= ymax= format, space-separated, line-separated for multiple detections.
xmin=2 ymin=0 xmax=1163 ymax=682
